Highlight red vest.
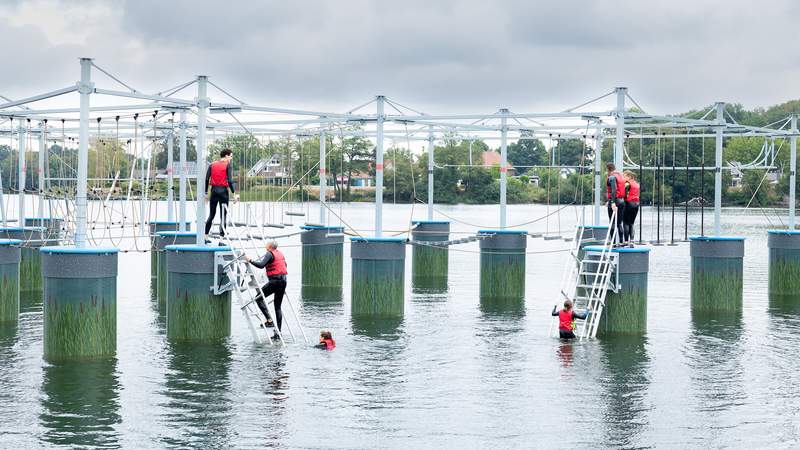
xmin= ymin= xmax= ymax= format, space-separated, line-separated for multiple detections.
xmin=320 ymin=338 xmax=336 ymax=350
xmin=209 ymin=160 xmax=229 ymax=187
xmin=266 ymin=249 xmax=288 ymax=277
xmin=559 ymin=309 xmax=575 ymax=331
xmin=626 ymin=180 xmax=640 ymax=202
xmin=606 ymin=171 xmax=625 ymax=199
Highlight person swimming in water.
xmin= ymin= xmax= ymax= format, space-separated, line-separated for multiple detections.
xmin=551 ymin=299 xmax=590 ymax=339
xmin=315 ymin=330 xmax=335 ymax=350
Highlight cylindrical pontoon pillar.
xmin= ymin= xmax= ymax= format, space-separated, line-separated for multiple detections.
xmin=165 ymin=244 xmax=231 ymax=341
xmin=24 ymin=217 xmax=62 ymax=241
xmin=690 ymin=236 xmax=744 ymax=311
xmin=154 ymin=231 xmax=198 ymax=308
xmin=479 ymin=230 xmax=527 ymax=310
xmin=411 ymin=220 xmax=449 ymax=291
xmin=149 ymin=221 xmax=192 ymax=278
xmin=1 ymin=226 xmax=48 ymax=292
xmin=350 ymin=237 xmax=405 ymax=318
xmin=583 ymin=246 xmax=650 ymax=335
xmin=767 ymin=230 xmax=800 ymax=299
xmin=0 ymin=239 xmax=21 ymax=323
xmin=41 ymin=246 xmax=119 ymax=361
xmin=300 ymin=225 xmax=344 ymax=300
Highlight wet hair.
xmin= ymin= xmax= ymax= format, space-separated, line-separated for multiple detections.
xmin=606 ymin=162 xmax=616 ymax=172
xmin=623 ymin=170 xmax=637 ymax=180
xmin=220 ymin=148 xmax=232 ymax=158
xmin=563 ymin=299 xmax=573 ymax=310
xmin=320 ymin=330 xmax=332 ymax=340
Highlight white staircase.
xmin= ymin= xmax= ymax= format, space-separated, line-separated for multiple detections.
xmin=550 ymin=209 xmax=619 ymax=340
xmin=214 ymin=204 xmax=308 ymax=345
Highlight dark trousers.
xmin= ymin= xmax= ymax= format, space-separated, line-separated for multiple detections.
xmin=559 ymin=330 xmax=577 ymax=339
xmin=205 ymin=187 xmax=229 ymax=236
xmin=623 ymin=202 xmax=640 ymax=243
xmin=255 ymin=278 xmax=286 ymax=330
xmin=607 ymin=199 xmax=625 ymax=243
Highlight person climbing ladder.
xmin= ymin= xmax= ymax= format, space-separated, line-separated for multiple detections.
xmin=606 ymin=162 xmax=625 ymax=243
xmin=622 ymin=170 xmax=640 ymax=246
xmin=205 ymin=148 xmax=238 ymax=237
xmin=245 ymin=240 xmax=288 ymax=341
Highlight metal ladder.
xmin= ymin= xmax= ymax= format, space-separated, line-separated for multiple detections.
xmin=214 ymin=204 xmax=308 ymax=345
xmin=549 ymin=209 xmax=619 ymax=340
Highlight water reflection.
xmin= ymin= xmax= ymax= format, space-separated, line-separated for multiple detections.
xmin=19 ymin=289 xmax=42 ymax=313
xmin=412 ymin=278 xmax=448 ymax=294
xmin=301 ymin=285 xmax=343 ymax=305
xmin=597 ymin=335 xmax=651 ymax=448
xmin=768 ymin=293 xmax=800 ymax=317
xmin=0 ymin=320 xmax=18 ymax=347
xmin=159 ymin=341 xmax=234 ymax=449
xmin=40 ymin=357 xmax=121 ymax=448
xmin=350 ymin=316 xmax=404 ymax=340
xmin=686 ymin=310 xmax=745 ymax=415
xmin=479 ymin=296 xmax=526 ymax=319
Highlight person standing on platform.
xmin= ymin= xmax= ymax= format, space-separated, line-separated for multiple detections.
xmin=246 ymin=240 xmax=288 ymax=341
xmin=205 ymin=148 xmax=238 ymax=237
xmin=606 ymin=163 xmax=625 ymax=243
xmin=622 ymin=170 xmax=641 ymax=246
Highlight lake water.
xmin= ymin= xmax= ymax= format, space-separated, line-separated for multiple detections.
xmin=0 ymin=200 xmax=798 ymax=449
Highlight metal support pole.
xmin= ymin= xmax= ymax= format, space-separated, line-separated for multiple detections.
xmin=0 ymin=121 xmax=6 ymax=227
xmin=38 ymin=124 xmax=45 ymax=219
xmin=427 ymin=125 xmax=434 ymax=220
xmin=167 ymin=116 xmax=175 ymax=222
xmin=319 ymin=126 xmax=327 ymax=225
xmin=178 ymin=109 xmax=187 ymax=231
xmin=594 ymin=124 xmax=604 ymax=225
xmin=195 ymin=76 xmax=209 ymax=245
xmin=374 ymin=95 xmax=385 ymax=237
xmin=138 ymin=123 xmax=146 ymax=234
xmin=17 ymin=123 xmax=26 ymax=224
xmin=500 ymin=108 xmax=509 ymax=228
xmin=790 ymin=114 xmax=797 ymax=229
xmin=714 ymin=102 xmax=725 ymax=237
xmin=614 ymin=87 xmax=627 ymax=171
xmin=75 ymin=58 xmax=93 ymax=248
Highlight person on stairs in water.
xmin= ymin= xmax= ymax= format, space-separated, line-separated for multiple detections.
xmin=245 ymin=240 xmax=287 ymax=341
xmin=204 ymin=148 xmax=238 ymax=237
xmin=606 ymin=162 xmax=625 ymax=244
xmin=622 ymin=170 xmax=641 ymax=246
xmin=551 ymin=299 xmax=590 ymax=339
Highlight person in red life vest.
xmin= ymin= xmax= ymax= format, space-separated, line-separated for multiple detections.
xmin=204 ymin=148 xmax=238 ymax=237
xmin=245 ymin=240 xmax=287 ymax=341
xmin=315 ymin=330 xmax=335 ymax=350
xmin=550 ymin=299 xmax=590 ymax=339
xmin=606 ymin=162 xmax=626 ymax=243
xmin=622 ymin=170 xmax=641 ymax=246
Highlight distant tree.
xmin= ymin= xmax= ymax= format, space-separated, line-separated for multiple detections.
xmin=507 ymin=137 xmax=547 ymax=173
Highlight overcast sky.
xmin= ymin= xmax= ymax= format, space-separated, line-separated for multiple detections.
xmin=1 ymin=0 xmax=798 ymax=115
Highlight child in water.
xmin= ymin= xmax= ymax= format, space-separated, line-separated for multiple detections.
xmin=551 ymin=299 xmax=590 ymax=339
xmin=315 ymin=330 xmax=335 ymax=350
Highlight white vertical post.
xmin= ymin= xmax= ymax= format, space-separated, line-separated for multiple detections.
xmin=614 ymin=87 xmax=627 ymax=171
xmin=374 ymin=95 xmax=385 ymax=237
xmin=138 ymin=123 xmax=146 ymax=234
xmin=38 ymin=123 xmax=45 ymax=219
xmin=318 ymin=125 xmax=327 ymax=226
xmin=594 ymin=124 xmax=604 ymax=225
xmin=427 ymin=125 xmax=434 ymax=221
xmin=178 ymin=109 xmax=188 ymax=231
xmin=500 ymin=108 xmax=509 ymax=228
xmin=17 ymin=122 xmax=26 ymax=225
xmin=0 ymin=120 xmax=6 ymax=227
xmin=195 ymin=76 xmax=209 ymax=245
xmin=789 ymin=114 xmax=797 ymax=229
xmin=75 ymin=58 xmax=92 ymax=248
xmin=167 ymin=116 xmax=175 ymax=222
xmin=714 ymin=102 xmax=725 ymax=237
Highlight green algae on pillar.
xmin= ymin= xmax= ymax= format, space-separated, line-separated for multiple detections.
xmin=479 ymin=230 xmax=527 ymax=304
xmin=1 ymin=226 xmax=48 ymax=292
xmin=581 ymin=245 xmax=650 ymax=336
xmin=411 ymin=221 xmax=449 ymax=291
xmin=155 ymin=231 xmax=198 ymax=311
xmin=690 ymin=236 xmax=744 ymax=312
xmin=165 ymin=244 xmax=232 ymax=341
xmin=41 ymin=246 xmax=119 ymax=361
xmin=350 ymin=237 xmax=406 ymax=318
xmin=0 ymin=240 xmax=21 ymax=323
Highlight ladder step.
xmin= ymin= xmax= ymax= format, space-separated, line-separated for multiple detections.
xmin=543 ymin=235 xmax=562 ymax=241
xmin=285 ymin=211 xmax=306 ymax=216
xmin=266 ymin=223 xmax=285 ymax=228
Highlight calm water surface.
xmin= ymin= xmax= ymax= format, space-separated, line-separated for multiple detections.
xmin=1 ymin=201 xmax=798 ymax=449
